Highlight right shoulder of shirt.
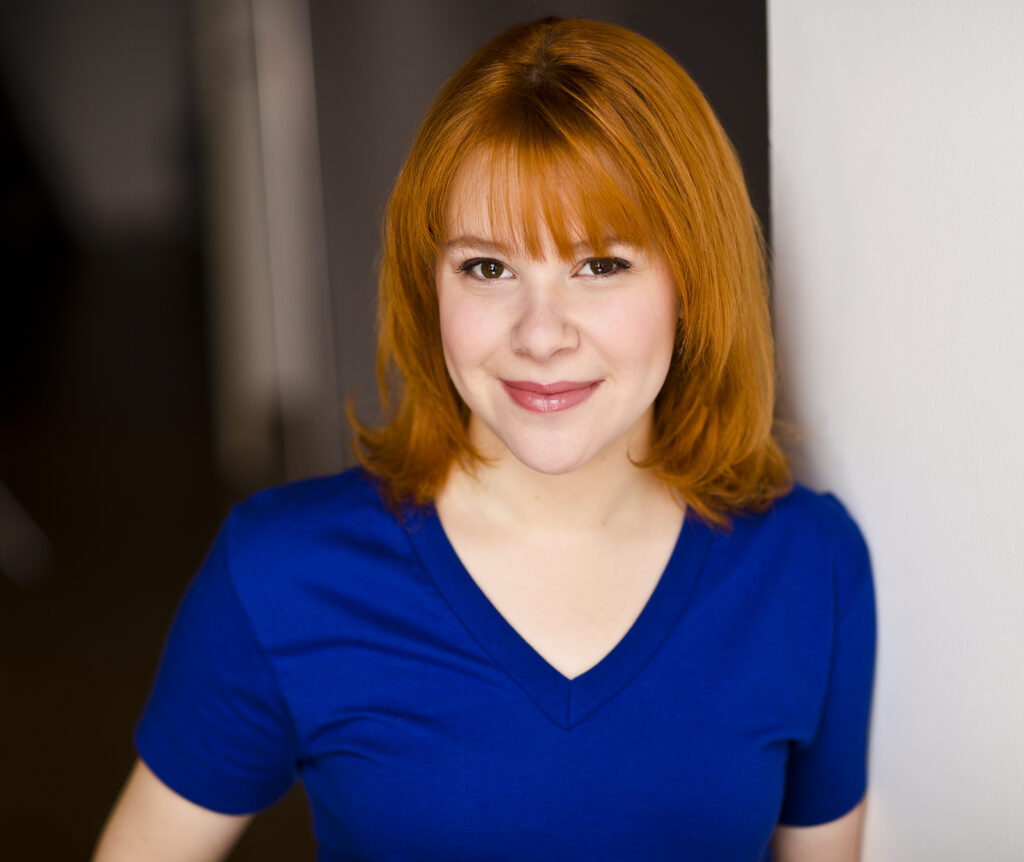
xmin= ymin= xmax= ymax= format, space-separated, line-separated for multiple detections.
xmin=229 ymin=466 xmax=395 ymax=541
xmin=215 ymin=467 xmax=417 ymax=622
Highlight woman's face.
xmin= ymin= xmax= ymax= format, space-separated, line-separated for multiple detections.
xmin=434 ymin=161 xmax=680 ymax=477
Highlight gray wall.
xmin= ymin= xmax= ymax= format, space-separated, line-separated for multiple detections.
xmin=0 ymin=0 xmax=193 ymax=239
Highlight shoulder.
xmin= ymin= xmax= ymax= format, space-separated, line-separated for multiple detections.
xmin=232 ymin=464 xmax=388 ymax=522
xmin=225 ymin=467 xmax=398 ymax=553
xmin=710 ymin=484 xmax=872 ymax=617
xmin=728 ymin=484 xmax=868 ymax=562
xmin=775 ymin=485 xmax=872 ymax=602
xmin=214 ymin=467 xmax=415 ymax=607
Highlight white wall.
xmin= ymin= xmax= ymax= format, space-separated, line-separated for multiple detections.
xmin=768 ymin=2 xmax=1024 ymax=859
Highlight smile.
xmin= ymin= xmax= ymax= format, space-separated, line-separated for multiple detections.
xmin=500 ymin=379 xmax=602 ymax=413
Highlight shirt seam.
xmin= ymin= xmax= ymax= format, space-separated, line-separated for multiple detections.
xmin=223 ymin=508 xmax=306 ymax=760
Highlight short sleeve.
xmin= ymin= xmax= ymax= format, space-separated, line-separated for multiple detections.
xmin=135 ymin=515 xmax=299 ymax=814
xmin=778 ymin=503 xmax=877 ymax=825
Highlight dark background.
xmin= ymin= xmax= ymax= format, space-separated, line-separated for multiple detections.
xmin=0 ymin=1 xmax=767 ymax=858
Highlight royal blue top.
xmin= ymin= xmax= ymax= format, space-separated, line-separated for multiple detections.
xmin=136 ymin=468 xmax=875 ymax=861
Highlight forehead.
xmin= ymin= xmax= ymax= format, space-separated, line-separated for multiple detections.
xmin=442 ymin=146 xmax=649 ymax=260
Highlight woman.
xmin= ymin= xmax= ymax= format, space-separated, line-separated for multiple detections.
xmin=95 ymin=17 xmax=875 ymax=862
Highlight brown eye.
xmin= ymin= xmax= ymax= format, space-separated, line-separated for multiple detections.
xmin=585 ymin=257 xmax=628 ymax=276
xmin=458 ymin=258 xmax=511 ymax=280
xmin=480 ymin=260 xmax=505 ymax=279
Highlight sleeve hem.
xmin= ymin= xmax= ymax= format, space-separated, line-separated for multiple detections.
xmin=135 ymin=733 xmax=290 ymax=816
xmin=777 ymin=773 xmax=867 ymax=827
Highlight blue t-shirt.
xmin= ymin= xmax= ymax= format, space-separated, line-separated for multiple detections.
xmin=136 ymin=468 xmax=875 ymax=861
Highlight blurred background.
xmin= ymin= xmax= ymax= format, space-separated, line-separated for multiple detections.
xmin=0 ymin=1 xmax=768 ymax=857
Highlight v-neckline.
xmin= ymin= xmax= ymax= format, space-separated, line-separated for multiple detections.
xmin=403 ymin=503 xmax=714 ymax=730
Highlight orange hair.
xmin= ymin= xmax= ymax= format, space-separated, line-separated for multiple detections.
xmin=350 ymin=17 xmax=791 ymax=525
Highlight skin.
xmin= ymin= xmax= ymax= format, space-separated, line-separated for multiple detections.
xmin=772 ymin=799 xmax=867 ymax=861
xmin=435 ymin=232 xmax=680 ymax=479
xmin=93 ymin=760 xmax=251 ymax=862
xmin=93 ymin=163 xmax=866 ymax=862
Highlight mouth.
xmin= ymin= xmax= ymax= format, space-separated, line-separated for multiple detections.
xmin=500 ymin=379 xmax=602 ymax=413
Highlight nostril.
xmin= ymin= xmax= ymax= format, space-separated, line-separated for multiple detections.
xmin=511 ymin=312 xmax=579 ymax=359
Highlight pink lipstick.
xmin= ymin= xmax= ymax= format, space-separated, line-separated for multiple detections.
xmin=501 ymin=379 xmax=601 ymax=413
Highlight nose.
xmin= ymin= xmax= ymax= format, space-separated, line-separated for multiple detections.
xmin=510 ymin=279 xmax=580 ymax=360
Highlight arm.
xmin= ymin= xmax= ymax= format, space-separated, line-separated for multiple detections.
xmin=771 ymin=798 xmax=865 ymax=862
xmin=93 ymin=759 xmax=253 ymax=862
xmin=776 ymin=501 xmax=875 ymax=859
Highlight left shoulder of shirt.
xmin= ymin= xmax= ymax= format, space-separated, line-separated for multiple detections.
xmin=723 ymin=484 xmax=872 ymax=593
xmin=745 ymin=483 xmax=866 ymax=549
xmin=746 ymin=484 xmax=873 ymax=608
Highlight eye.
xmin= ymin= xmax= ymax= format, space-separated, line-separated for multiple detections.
xmin=580 ymin=257 xmax=631 ymax=277
xmin=457 ymin=258 xmax=514 ymax=280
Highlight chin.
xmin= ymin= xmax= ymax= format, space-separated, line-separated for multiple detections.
xmin=503 ymin=437 xmax=605 ymax=477
xmin=515 ymin=456 xmax=591 ymax=477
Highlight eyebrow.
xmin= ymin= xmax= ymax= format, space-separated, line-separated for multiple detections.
xmin=445 ymin=235 xmax=509 ymax=253
xmin=444 ymin=235 xmax=633 ymax=254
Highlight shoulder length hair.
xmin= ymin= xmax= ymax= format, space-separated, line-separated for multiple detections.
xmin=350 ymin=16 xmax=791 ymax=525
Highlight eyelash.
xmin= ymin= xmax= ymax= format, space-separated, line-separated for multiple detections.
xmin=455 ymin=257 xmax=632 ymax=280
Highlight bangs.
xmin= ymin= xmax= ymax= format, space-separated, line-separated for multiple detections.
xmin=442 ymin=133 xmax=659 ymax=261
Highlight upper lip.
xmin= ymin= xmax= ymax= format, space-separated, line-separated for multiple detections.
xmin=501 ymin=379 xmax=601 ymax=395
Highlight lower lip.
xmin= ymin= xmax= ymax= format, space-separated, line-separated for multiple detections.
xmin=501 ymin=381 xmax=601 ymax=413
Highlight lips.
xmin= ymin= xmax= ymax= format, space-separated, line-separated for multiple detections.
xmin=500 ymin=379 xmax=602 ymax=413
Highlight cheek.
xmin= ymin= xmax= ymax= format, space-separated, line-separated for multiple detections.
xmin=642 ymin=285 xmax=682 ymax=374
xmin=599 ymin=296 xmax=678 ymax=377
xmin=437 ymin=294 xmax=498 ymax=374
